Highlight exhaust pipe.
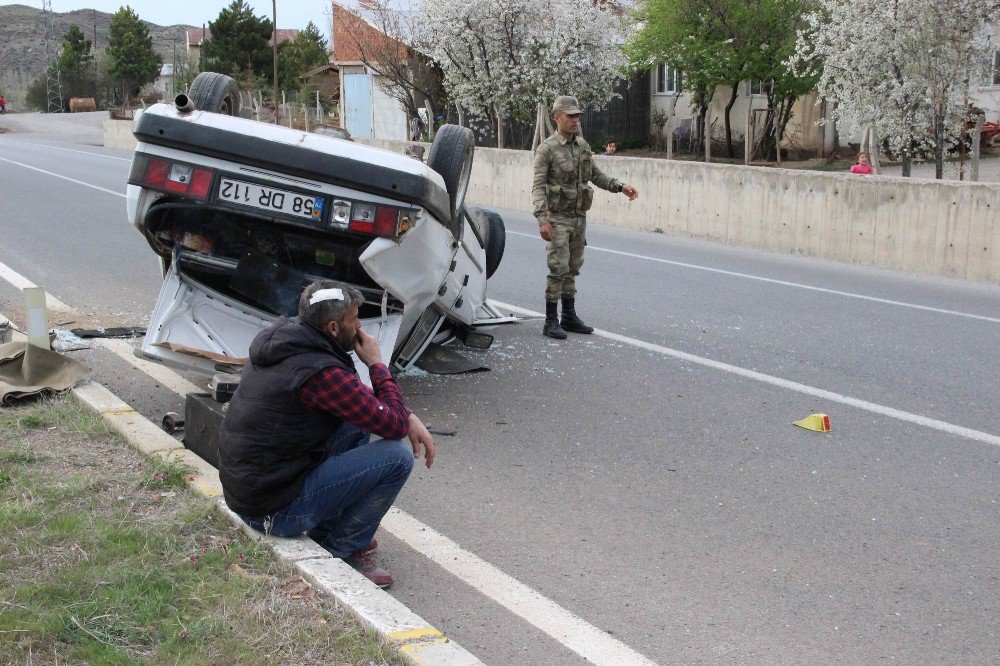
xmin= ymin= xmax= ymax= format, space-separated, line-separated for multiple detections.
xmin=174 ymin=94 xmax=195 ymax=114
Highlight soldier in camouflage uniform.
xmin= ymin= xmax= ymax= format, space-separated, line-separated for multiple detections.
xmin=532 ymin=96 xmax=639 ymax=339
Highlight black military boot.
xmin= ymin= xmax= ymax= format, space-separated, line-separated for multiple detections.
xmin=560 ymin=298 xmax=594 ymax=334
xmin=543 ymin=301 xmax=567 ymax=339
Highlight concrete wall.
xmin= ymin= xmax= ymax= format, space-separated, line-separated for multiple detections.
xmin=362 ymin=137 xmax=1000 ymax=285
xmin=104 ymin=118 xmax=138 ymax=151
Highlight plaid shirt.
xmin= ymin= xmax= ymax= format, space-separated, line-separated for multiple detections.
xmin=299 ymin=363 xmax=411 ymax=440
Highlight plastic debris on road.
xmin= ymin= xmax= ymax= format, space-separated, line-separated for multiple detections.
xmin=794 ymin=413 xmax=832 ymax=432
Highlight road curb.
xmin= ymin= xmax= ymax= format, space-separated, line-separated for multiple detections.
xmin=70 ymin=380 xmax=483 ymax=666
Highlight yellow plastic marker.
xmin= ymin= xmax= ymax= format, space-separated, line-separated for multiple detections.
xmin=793 ymin=413 xmax=831 ymax=432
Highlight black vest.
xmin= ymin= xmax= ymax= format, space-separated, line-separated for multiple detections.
xmin=217 ymin=317 xmax=355 ymax=516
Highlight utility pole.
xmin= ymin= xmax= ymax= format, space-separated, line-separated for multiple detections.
xmin=272 ymin=0 xmax=279 ymax=124
xmin=172 ymin=41 xmax=177 ymax=98
xmin=42 ymin=0 xmax=64 ymax=113
xmin=93 ymin=9 xmax=98 ymax=98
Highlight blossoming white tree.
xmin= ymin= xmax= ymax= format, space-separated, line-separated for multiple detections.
xmin=792 ymin=0 xmax=996 ymax=177
xmin=418 ymin=0 xmax=626 ymax=147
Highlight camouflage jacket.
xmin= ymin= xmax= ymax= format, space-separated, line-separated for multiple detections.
xmin=532 ymin=133 xmax=622 ymax=224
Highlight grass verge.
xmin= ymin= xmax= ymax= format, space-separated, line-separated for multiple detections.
xmin=0 ymin=395 xmax=399 ymax=665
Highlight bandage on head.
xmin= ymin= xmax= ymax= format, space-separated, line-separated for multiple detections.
xmin=309 ymin=288 xmax=345 ymax=306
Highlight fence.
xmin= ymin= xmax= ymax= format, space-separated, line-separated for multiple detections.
xmin=237 ymin=90 xmax=340 ymax=131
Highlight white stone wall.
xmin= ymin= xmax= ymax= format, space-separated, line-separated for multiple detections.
xmin=362 ymin=137 xmax=1000 ymax=285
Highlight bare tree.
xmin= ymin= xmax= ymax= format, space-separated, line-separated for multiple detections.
xmin=335 ymin=2 xmax=447 ymax=128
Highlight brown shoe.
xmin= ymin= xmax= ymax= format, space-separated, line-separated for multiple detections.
xmin=346 ymin=549 xmax=394 ymax=588
xmin=361 ymin=538 xmax=378 ymax=554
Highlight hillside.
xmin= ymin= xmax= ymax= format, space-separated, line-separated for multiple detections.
xmin=0 ymin=4 xmax=195 ymax=105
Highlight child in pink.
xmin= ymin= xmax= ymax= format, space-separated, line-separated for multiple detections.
xmin=850 ymin=153 xmax=873 ymax=174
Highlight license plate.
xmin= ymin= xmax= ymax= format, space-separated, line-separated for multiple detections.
xmin=218 ymin=178 xmax=324 ymax=221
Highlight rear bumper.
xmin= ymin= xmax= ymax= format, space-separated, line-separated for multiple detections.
xmin=133 ymin=107 xmax=457 ymax=236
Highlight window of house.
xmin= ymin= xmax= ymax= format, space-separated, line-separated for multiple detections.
xmin=748 ymin=79 xmax=769 ymax=96
xmin=655 ymin=64 xmax=682 ymax=94
xmin=992 ymin=51 xmax=1000 ymax=86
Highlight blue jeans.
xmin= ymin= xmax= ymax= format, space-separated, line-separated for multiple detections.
xmin=240 ymin=422 xmax=414 ymax=558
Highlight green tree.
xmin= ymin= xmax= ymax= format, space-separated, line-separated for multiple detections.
xmin=278 ymin=21 xmax=329 ymax=91
xmin=627 ymin=0 xmax=817 ymax=159
xmin=59 ymin=25 xmax=96 ymax=100
xmin=202 ymin=0 xmax=273 ymax=80
xmin=626 ymin=0 xmax=734 ymax=155
xmin=107 ymin=6 xmax=162 ymax=103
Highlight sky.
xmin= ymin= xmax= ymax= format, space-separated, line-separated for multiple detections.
xmin=2 ymin=1 xmax=334 ymax=38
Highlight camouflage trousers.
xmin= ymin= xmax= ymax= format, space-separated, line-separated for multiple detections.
xmin=545 ymin=215 xmax=587 ymax=302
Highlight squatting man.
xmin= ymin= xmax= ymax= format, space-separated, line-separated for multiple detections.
xmin=217 ymin=281 xmax=436 ymax=588
xmin=532 ymin=96 xmax=639 ymax=339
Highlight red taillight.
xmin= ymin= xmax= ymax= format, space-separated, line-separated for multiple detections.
xmin=142 ymin=157 xmax=213 ymax=201
xmin=188 ymin=169 xmax=214 ymax=199
xmin=143 ymin=157 xmax=170 ymax=188
xmin=350 ymin=205 xmax=399 ymax=238
xmin=349 ymin=218 xmax=375 ymax=234
xmin=373 ymin=206 xmax=399 ymax=238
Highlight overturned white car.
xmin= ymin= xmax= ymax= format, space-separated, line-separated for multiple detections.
xmin=126 ymin=73 xmax=509 ymax=379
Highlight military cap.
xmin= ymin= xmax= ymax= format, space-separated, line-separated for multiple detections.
xmin=551 ymin=96 xmax=582 ymax=115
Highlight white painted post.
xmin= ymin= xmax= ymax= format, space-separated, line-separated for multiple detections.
xmin=704 ymin=121 xmax=711 ymax=163
xmin=531 ymin=102 xmax=543 ymax=151
xmin=424 ymin=99 xmax=435 ymax=139
xmin=868 ymin=127 xmax=880 ymax=175
xmin=971 ymin=114 xmax=984 ymax=182
xmin=23 ymin=287 xmax=49 ymax=350
xmin=744 ymin=101 xmax=753 ymax=164
xmin=316 ymin=91 xmax=322 ymax=124
xmin=774 ymin=112 xmax=781 ymax=166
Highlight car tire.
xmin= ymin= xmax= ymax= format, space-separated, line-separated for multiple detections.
xmin=188 ymin=72 xmax=241 ymax=116
xmin=481 ymin=209 xmax=506 ymax=279
xmin=427 ymin=124 xmax=474 ymax=220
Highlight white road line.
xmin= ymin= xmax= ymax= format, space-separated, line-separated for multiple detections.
xmin=0 ymin=263 xmax=656 ymax=666
xmin=492 ymin=300 xmax=1000 ymax=449
xmin=0 ymin=156 xmax=126 ymax=198
xmin=17 ymin=142 xmax=133 ymax=162
xmin=383 ymin=508 xmax=657 ymax=666
xmin=507 ymin=229 xmax=1000 ymax=324
xmin=0 ymin=260 xmax=72 ymax=311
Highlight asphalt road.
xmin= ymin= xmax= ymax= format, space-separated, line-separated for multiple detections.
xmin=1 ymin=114 xmax=998 ymax=664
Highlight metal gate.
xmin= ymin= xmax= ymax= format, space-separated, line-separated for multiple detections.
xmin=344 ymin=73 xmax=373 ymax=139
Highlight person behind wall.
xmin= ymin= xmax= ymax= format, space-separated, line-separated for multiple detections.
xmin=532 ymin=96 xmax=639 ymax=339
xmin=601 ymin=141 xmax=617 ymax=156
xmin=0 ymin=95 xmax=6 ymax=114
xmin=850 ymin=152 xmax=873 ymax=175
xmin=217 ymin=280 xmax=436 ymax=589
